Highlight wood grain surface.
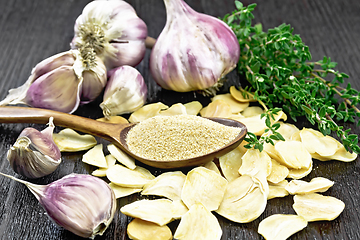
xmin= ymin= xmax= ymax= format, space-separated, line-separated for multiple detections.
xmin=1 ymin=0 xmax=360 ymax=239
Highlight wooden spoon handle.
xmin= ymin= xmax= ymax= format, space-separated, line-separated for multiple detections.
xmin=0 ymin=106 xmax=125 ymax=142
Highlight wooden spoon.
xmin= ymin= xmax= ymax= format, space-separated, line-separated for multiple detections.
xmin=0 ymin=106 xmax=247 ymax=169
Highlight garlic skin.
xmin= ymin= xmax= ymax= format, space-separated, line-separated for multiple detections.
xmin=149 ymin=0 xmax=240 ymax=93
xmin=100 ymin=65 xmax=147 ymax=118
xmin=0 ymin=173 xmax=116 ymax=239
xmin=7 ymin=117 xmax=61 ymax=179
xmin=71 ymin=0 xmax=148 ymax=70
xmin=0 ymin=50 xmax=107 ymax=113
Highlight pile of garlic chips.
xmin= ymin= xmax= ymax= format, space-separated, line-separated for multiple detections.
xmin=53 ymin=85 xmax=357 ymax=240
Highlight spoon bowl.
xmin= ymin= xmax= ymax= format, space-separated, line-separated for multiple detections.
xmin=0 ymin=106 xmax=247 ymax=169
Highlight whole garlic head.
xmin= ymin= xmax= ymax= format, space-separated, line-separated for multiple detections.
xmin=100 ymin=65 xmax=147 ymax=118
xmin=0 ymin=173 xmax=116 ymax=239
xmin=0 ymin=49 xmax=107 ymax=113
xmin=7 ymin=117 xmax=61 ymax=179
xmin=71 ymin=0 xmax=148 ymax=70
xmin=150 ymin=0 xmax=240 ymax=93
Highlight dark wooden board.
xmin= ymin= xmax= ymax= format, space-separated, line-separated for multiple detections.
xmin=0 ymin=0 xmax=359 ymax=239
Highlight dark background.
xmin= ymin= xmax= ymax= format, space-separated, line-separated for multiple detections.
xmin=0 ymin=0 xmax=360 ymax=239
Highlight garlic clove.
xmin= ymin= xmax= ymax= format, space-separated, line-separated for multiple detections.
xmin=25 ymin=65 xmax=82 ymax=113
xmin=7 ymin=117 xmax=61 ymax=179
xmin=80 ymin=60 xmax=107 ymax=104
xmin=0 ymin=49 xmax=106 ymax=113
xmin=0 ymin=173 xmax=116 ymax=239
xmin=100 ymin=65 xmax=147 ymax=118
xmin=71 ymin=0 xmax=148 ymax=69
xmin=31 ymin=51 xmax=76 ymax=80
xmin=150 ymin=0 xmax=240 ymax=93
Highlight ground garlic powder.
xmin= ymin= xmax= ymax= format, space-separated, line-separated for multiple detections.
xmin=126 ymin=115 xmax=242 ymax=161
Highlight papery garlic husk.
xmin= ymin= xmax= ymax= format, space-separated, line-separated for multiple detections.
xmin=7 ymin=117 xmax=61 ymax=179
xmin=0 ymin=49 xmax=107 ymax=113
xmin=0 ymin=172 xmax=116 ymax=239
xmin=71 ymin=0 xmax=148 ymax=70
xmin=149 ymin=0 xmax=240 ymax=93
xmin=100 ymin=65 xmax=147 ymax=118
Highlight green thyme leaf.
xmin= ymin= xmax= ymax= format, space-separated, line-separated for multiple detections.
xmin=224 ymin=2 xmax=360 ymax=153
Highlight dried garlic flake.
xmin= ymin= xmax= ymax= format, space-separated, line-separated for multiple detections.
xmin=92 ymin=154 xmax=117 ymax=177
xmin=121 ymin=199 xmax=174 ymax=226
xmin=142 ymin=171 xmax=186 ymax=201
xmin=106 ymin=164 xmax=155 ymax=188
xmin=267 ymin=159 xmax=289 ymax=184
xmin=258 ymin=214 xmax=307 ymax=240
xmin=128 ymin=102 xmax=169 ymax=123
xmin=212 ymin=93 xmax=249 ymax=114
xmin=219 ymin=145 xmax=244 ymax=182
xmin=268 ymin=180 xmax=289 ymax=200
xmin=181 ymin=167 xmax=228 ymax=211
xmin=200 ymin=99 xmax=232 ymax=118
xmin=108 ymin=182 xmax=142 ymax=199
xmin=229 ymin=86 xmax=255 ymax=103
xmin=275 ymin=141 xmax=312 ymax=169
xmin=285 ymin=177 xmax=334 ymax=195
xmin=158 ymin=103 xmax=187 ymax=116
xmin=107 ymin=144 xmax=136 ymax=170
xmin=300 ymin=128 xmax=338 ymax=157
xmin=53 ymin=128 xmax=97 ymax=152
xmin=202 ymin=160 xmax=221 ymax=175
xmin=183 ymin=101 xmax=202 ymax=115
xmin=241 ymin=106 xmax=264 ymax=117
xmin=171 ymin=200 xmax=189 ymax=220
xmin=216 ymin=175 xmax=267 ymax=223
xmin=239 ymin=148 xmax=272 ymax=177
xmin=127 ymin=218 xmax=172 ymax=240
xmin=82 ymin=144 xmax=107 ymax=168
xmin=174 ymin=203 xmax=222 ymax=240
xmin=293 ymin=193 xmax=345 ymax=222
xmin=287 ymin=159 xmax=313 ymax=180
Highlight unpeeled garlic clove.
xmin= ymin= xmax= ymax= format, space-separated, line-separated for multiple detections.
xmin=0 ymin=172 xmax=116 ymax=239
xmin=71 ymin=0 xmax=148 ymax=69
xmin=0 ymin=49 xmax=106 ymax=113
xmin=149 ymin=0 xmax=240 ymax=93
xmin=100 ymin=65 xmax=147 ymax=118
xmin=7 ymin=117 xmax=61 ymax=179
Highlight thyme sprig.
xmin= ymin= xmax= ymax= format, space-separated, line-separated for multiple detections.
xmin=223 ymin=1 xmax=360 ymax=153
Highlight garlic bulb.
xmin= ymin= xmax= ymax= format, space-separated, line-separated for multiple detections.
xmin=7 ymin=117 xmax=61 ymax=179
xmin=100 ymin=65 xmax=147 ymax=118
xmin=0 ymin=172 xmax=116 ymax=239
xmin=149 ymin=0 xmax=240 ymax=93
xmin=0 ymin=49 xmax=107 ymax=113
xmin=71 ymin=0 xmax=148 ymax=70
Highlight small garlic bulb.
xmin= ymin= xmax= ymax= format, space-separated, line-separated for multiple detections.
xmin=7 ymin=117 xmax=61 ymax=179
xmin=150 ymin=0 xmax=240 ymax=93
xmin=71 ymin=0 xmax=148 ymax=70
xmin=100 ymin=65 xmax=147 ymax=118
xmin=0 ymin=172 xmax=116 ymax=239
xmin=0 ymin=49 xmax=107 ymax=113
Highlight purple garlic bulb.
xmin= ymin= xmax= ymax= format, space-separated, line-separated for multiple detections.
xmin=0 ymin=49 xmax=107 ymax=113
xmin=71 ymin=0 xmax=148 ymax=70
xmin=7 ymin=117 xmax=61 ymax=179
xmin=100 ymin=65 xmax=147 ymax=118
xmin=150 ymin=0 xmax=240 ymax=93
xmin=0 ymin=173 xmax=117 ymax=239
